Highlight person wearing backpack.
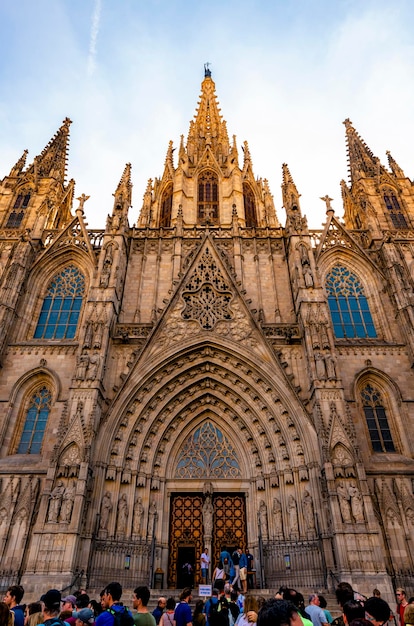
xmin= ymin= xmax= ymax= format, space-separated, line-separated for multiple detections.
xmin=174 ymin=588 xmax=193 ymax=626
xmin=39 ymin=589 xmax=68 ymax=626
xmin=95 ymin=582 xmax=133 ymax=626
xmin=132 ymin=587 xmax=155 ymax=626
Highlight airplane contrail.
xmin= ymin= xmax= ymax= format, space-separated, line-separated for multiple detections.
xmin=87 ymin=0 xmax=102 ymax=76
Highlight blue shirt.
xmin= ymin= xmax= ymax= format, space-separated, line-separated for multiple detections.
xmin=174 ymin=602 xmax=192 ymax=626
xmin=239 ymin=553 xmax=248 ymax=568
xmin=12 ymin=606 xmax=25 ymax=626
xmin=96 ymin=605 xmax=133 ymax=626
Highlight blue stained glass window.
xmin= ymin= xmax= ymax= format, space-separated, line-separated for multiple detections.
xmin=17 ymin=386 xmax=51 ymax=454
xmin=34 ymin=265 xmax=85 ymax=339
xmin=384 ymin=193 xmax=408 ymax=229
xmin=326 ymin=266 xmax=377 ymax=338
xmin=361 ymin=384 xmax=395 ymax=453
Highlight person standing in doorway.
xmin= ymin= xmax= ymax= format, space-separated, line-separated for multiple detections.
xmin=200 ymin=548 xmax=210 ymax=584
xmin=231 ymin=548 xmax=241 ymax=591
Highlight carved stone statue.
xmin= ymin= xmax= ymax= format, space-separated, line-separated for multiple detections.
xmin=148 ymin=500 xmax=157 ymax=537
xmin=86 ymin=352 xmax=100 ymax=380
xmin=315 ymin=351 xmax=326 ymax=380
xmin=303 ymin=264 xmax=314 ymax=288
xmin=273 ymin=497 xmax=283 ymax=536
xmin=93 ymin=321 xmax=104 ymax=349
xmin=348 ymin=481 xmax=364 ymax=523
xmin=203 ymin=495 xmax=214 ymax=537
xmin=117 ymin=494 xmax=129 ymax=535
xmin=324 ymin=352 xmax=337 ymax=380
xmin=302 ymin=490 xmax=316 ymax=531
xmin=287 ymin=495 xmax=299 ymax=534
xmin=133 ymin=496 xmax=144 ymax=536
xmin=47 ymin=480 xmax=65 ymax=523
xmin=83 ymin=321 xmax=93 ymax=349
xmin=60 ymin=482 xmax=75 ymax=523
xmin=337 ymin=481 xmax=352 ymax=523
xmin=258 ymin=499 xmax=268 ymax=540
xmin=100 ymin=491 xmax=112 ymax=530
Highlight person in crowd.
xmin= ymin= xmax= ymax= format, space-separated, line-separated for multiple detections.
xmin=132 ymin=587 xmax=155 ymax=626
xmin=396 ymin=590 xmax=408 ymax=626
xmin=200 ymin=550 xmax=210 ymax=585
xmin=212 ymin=563 xmax=225 ymax=590
xmin=152 ymin=599 xmax=166 ymax=626
xmin=3 ymin=585 xmax=25 ymax=626
xmin=331 ymin=584 xmax=355 ymax=626
xmin=159 ymin=599 xmax=175 ymax=626
xmin=342 ymin=601 xmax=364 ymax=626
xmin=25 ymin=603 xmax=43 ymax=626
xmin=305 ymin=595 xmax=329 ymax=626
xmin=245 ymin=550 xmax=254 ymax=591
xmin=96 ymin=582 xmax=133 ymax=626
xmin=228 ymin=592 xmax=239 ymax=625
xmin=318 ymin=597 xmax=333 ymax=624
xmin=61 ymin=597 xmax=77 ymax=626
xmin=73 ymin=609 xmax=95 ymax=626
xmin=88 ymin=602 xmax=102 ymax=619
xmin=239 ymin=550 xmax=248 ymax=594
xmin=40 ymin=589 xmax=66 ymax=626
xmin=404 ymin=605 xmax=414 ymax=626
xmin=364 ymin=597 xmax=392 ymax=626
xmin=192 ymin=601 xmax=205 ymax=626
xmin=282 ymin=589 xmax=311 ymax=625
xmin=236 ymin=595 xmax=258 ymax=626
xmin=257 ymin=599 xmax=303 ymax=626
xmin=174 ymin=588 xmax=192 ymax=626
xmin=373 ymin=592 xmax=381 ymax=599
xmin=0 ymin=602 xmax=15 ymax=626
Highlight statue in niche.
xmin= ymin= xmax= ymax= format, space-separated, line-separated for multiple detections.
xmin=303 ymin=264 xmax=314 ymax=288
xmin=99 ymin=491 xmax=113 ymax=530
xmin=314 ymin=352 xmax=326 ymax=380
xmin=258 ymin=500 xmax=268 ymax=540
xmin=60 ymin=481 xmax=75 ymax=523
xmin=75 ymin=353 xmax=89 ymax=380
xmin=148 ymin=500 xmax=157 ymax=537
xmin=319 ymin=320 xmax=330 ymax=349
xmin=337 ymin=481 xmax=352 ymax=523
xmin=86 ymin=352 xmax=100 ymax=380
xmin=348 ymin=481 xmax=364 ymax=522
xmin=47 ymin=480 xmax=65 ymax=523
xmin=117 ymin=494 xmax=129 ymax=535
xmin=324 ymin=352 xmax=337 ymax=380
xmin=93 ymin=321 xmax=104 ymax=349
xmin=83 ymin=321 xmax=93 ymax=349
xmin=133 ymin=496 xmax=144 ymax=536
xmin=302 ymin=490 xmax=316 ymax=531
xmin=288 ymin=495 xmax=298 ymax=533
xmin=203 ymin=495 xmax=214 ymax=537
xmin=273 ymin=497 xmax=283 ymax=536
xmin=100 ymin=246 xmax=113 ymax=288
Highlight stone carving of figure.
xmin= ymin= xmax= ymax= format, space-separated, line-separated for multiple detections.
xmin=93 ymin=321 xmax=104 ymax=349
xmin=117 ymin=494 xmax=129 ymax=535
xmin=148 ymin=500 xmax=157 ymax=537
xmin=60 ymin=482 xmax=75 ymax=523
xmin=83 ymin=321 xmax=93 ymax=349
xmin=288 ymin=495 xmax=298 ymax=533
xmin=314 ymin=352 xmax=326 ymax=380
xmin=47 ymin=480 xmax=65 ymax=523
xmin=302 ymin=490 xmax=316 ymax=531
xmin=259 ymin=500 xmax=268 ymax=540
xmin=348 ymin=481 xmax=364 ymax=523
xmin=203 ymin=495 xmax=214 ymax=537
xmin=86 ymin=352 xmax=100 ymax=380
xmin=337 ymin=481 xmax=352 ymax=523
xmin=75 ymin=354 xmax=89 ymax=380
xmin=100 ymin=491 xmax=112 ymax=530
xmin=273 ymin=497 xmax=283 ymax=536
xmin=303 ymin=264 xmax=314 ymax=288
xmin=133 ymin=496 xmax=144 ymax=536
xmin=324 ymin=352 xmax=337 ymax=380
xmin=319 ymin=320 xmax=330 ymax=350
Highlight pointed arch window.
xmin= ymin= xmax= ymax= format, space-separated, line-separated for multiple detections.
xmin=361 ymin=384 xmax=395 ymax=452
xmin=383 ymin=191 xmax=408 ymax=229
xmin=159 ymin=183 xmax=173 ymax=228
xmin=326 ymin=265 xmax=376 ymax=338
xmin=5 ymin=192 xmax=31 ymax=228
xmin=17 ymin=386 xmax=51 ymax=454
xmin=243 ymin=183 xmax=257 ymax=227
xmin=198 ymin=170 xmax=219 ymax=224
xmin=34 ymin=265 xmax=85 ymax=339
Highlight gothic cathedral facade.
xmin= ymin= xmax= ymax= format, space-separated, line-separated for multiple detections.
xmin=0 ymin=69 xmax=414 ymax=598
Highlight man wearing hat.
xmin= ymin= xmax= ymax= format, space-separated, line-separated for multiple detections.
xmin=73 ymin=609 xmax=95 ymax=626
xmin=62 ymin=595 xmax=77 ymax=626
xmin=41 ymin=589 xmax=68 ymax=626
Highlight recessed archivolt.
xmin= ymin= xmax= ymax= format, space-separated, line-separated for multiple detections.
xmin=102 ymin=351 xmax=315 ymax=482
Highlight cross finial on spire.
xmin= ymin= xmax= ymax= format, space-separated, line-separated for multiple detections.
xmin=76 ymin=194 xmax=90 ymax=212
xmin=320 ymin=195 xmax=334 ymax=212
xmin=204 ymin=62 xmax=211 ymax=78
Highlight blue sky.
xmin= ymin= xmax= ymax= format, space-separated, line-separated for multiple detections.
xmin=1 ymin=0 xmax=414 ymax=229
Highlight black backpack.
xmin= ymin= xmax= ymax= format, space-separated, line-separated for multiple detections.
xmin=107 ymin=606 xmax=135 ymax=626
xmin=209 ymin=599 xmax=229 ymax=626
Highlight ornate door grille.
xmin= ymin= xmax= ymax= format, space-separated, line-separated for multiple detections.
xmin=168 ymin=493 xmax=247 ymax=587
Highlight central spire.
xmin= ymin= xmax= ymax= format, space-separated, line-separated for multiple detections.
xmin=186 ymin=67 xmax=230 ymax=165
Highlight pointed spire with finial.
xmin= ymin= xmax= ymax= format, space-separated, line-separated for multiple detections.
xmin=178 ymin=134 xmax=186 ymax=164
xmin=343 ymin=118 xmax=384 ymax=184
xmin=386 ymin=150 xmax=405 ymax=178
xmin=9 ymin=149 xmax=28 ymax=177
xmin=27 ymin=118 xmax=72 ymax=182
xmin=136 ymin=178 xmax=153 ymax=227
xmin=282 ymin=163 xmax=306 ymax=234
xmin=242 ymin=140 xmax=253 ymax=174
xmin=113 ymin=162 xmax=132 ymax=208
xmin=163 ymin=140 xmax=175 ymax=179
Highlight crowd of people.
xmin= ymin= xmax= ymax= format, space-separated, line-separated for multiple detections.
xmin=0 ymin=579 xmax=412 ymax=626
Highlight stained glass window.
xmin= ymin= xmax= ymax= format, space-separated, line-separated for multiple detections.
xmin=198 ymin=171 xmax=219 ymax=224
xmin=383 ymin=193 xmax=408 ymax=229
xmin=243 ymin=183 xmax=257 ymax=227
xmin=361 ymin=384 xmax=395 ymax=453
xmin=17 ymin=386 xmax=51 ymax=454
xmin=6 ymin=192 xmax=31 ymax=228
xmin=176 ymin=421 xmax=241 ymax=478
xmin=160 ymin=183 xmax=173 ymax=227
xmin=326 ymin=265 xmax=376 ymax=338
xmin=34 ymin=265 xmax=85 ymax=339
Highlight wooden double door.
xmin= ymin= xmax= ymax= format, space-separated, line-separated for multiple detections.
xmin=168 ymin=493 xmax=247 ymax=587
